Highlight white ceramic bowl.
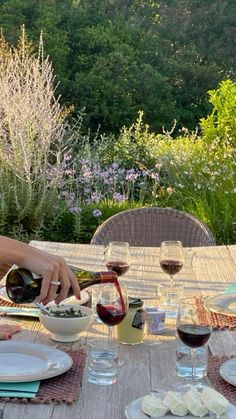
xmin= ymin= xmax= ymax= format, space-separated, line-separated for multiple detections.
xmin=39 ymin=304 xmax=93 ymax=342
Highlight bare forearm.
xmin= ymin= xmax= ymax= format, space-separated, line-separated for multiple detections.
xmin=0 ymin=236 xmax=30 ymax=266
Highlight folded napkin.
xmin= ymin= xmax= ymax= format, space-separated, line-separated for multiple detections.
xmin=0 ymin=381 xmax=40 ymax=398
xmin=0 ymin=305 xmax=40 ymax=317
xmin=223 ymin=284 xmax=236 ymax=294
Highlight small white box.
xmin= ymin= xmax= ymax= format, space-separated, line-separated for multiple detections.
xmin=145 ymin=307 xmax=166 ymax=334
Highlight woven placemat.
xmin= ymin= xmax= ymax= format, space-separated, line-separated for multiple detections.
xmin=208 ymin=354 xmax=236 ymax=405
xmin=0 ymin=296 xmax=32 ymax=309
xmin=0 ymin=347 xmax=87 ymax=404
xmin=195 ymin=296 xmax=236 ymax=329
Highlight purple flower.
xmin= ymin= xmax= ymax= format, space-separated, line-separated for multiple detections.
xmin=69 ymin=206 xmax=81 ymax=214
xmin=113 ymin=192 xmax=127 ymax=202
xmin=90 ymin=192 xmax=103 ymax=203
xmin=126 ymin=169 xmax=139 ymax=181
xmin=93 ymin=209 xmax=102 ymax=217
xmin=63 ymin=153 xmax=72 ymax=161
xmin=149 ymin=172 xmax=160 ymax=181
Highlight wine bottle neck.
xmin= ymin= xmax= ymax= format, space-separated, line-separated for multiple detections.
xmin=99 ymin=272 xmax=118 ymax=283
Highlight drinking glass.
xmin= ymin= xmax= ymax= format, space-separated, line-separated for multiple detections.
xmin=159 ymin=240 xmax=184 ymax=288
xmin=105 ymin=241 xmax=131 ymax=277
xmin=96 ymin=283 xmax=128 ymax=345
xmin=176 ymin=297 xmax=212 ymax=386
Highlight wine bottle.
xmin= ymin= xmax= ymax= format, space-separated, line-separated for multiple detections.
xmin=5 ymin=266 xmax=118 ymax=304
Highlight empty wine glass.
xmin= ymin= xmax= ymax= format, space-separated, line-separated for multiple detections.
xmin=105 ymin=241 xmax=131 ymax=277
xmin=176 ymin=297 xmax=212 ymax=387
xmin=96 ymin=283 xmax=128 ymax=345
xmin=159 ymin=240 xmax=184 ymax=288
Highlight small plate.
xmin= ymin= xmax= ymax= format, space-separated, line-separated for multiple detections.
xmin=0 ymin=341 xmax=72 ymax=382
xmin=220 ymin=358 xmax=236 ymax=386
xmin=125 ymin=394 xmax=236 ymax=418
xmin=204 ymin=293 xmax=236 ymax=317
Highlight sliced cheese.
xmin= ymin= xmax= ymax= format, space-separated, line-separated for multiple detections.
xmin=183 ymin=388 xmax=208 ymax=417
xmin=141 ymin=394 xmax=169 ymax=418
xmin=201 ymin=387 xmax=229 ymax=415
xmin=163 ymin=391 xmax=188 ymax=416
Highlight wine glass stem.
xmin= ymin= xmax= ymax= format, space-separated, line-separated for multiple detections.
xmin=170 ymin=275 xmax=174 ymax=288
xmin=108 ymin=326 xmax=113 ymax=347
xmin=191 ymin=348 xmax=197 ymax=386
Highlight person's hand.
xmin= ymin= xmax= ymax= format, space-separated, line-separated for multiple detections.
xmin=19 ymin=248 xmax=81 ymax=305
xmin=0 ymin=236 xmax=81 ymax=305
xmin=0 ymin=324 xmax=22 ymax=340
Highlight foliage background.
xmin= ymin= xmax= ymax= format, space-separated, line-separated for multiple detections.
xmin=0 ymin=0 xmax=235 ymax=134
xmin=0 ymin=2 xmax=235 ymax=246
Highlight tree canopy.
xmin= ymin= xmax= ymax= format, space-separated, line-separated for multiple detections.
xmin=0 ymin=0 xmax=235 ymax=134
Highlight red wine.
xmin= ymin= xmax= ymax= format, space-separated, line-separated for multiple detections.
xmin=106 ymin=261 xmax=130 ymax=276
xmin=160 ymin=259 xmax=183 ymax=275
xmin=96 ymin=304 xmax=126 ymax=326
xmin=177 ymin=324 xmax=211 ymax=348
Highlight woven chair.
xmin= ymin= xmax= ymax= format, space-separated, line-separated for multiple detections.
xmin=90 ymin=207 xmax=216 ymax=247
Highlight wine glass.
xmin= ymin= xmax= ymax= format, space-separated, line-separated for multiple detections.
xmin=176 ymin=297 xmax=212 ymax=387
xmin=159 ymin=240 xmax=184 ymax=288
xmin=96 ymin=283 xmax=128 ymax=345
xmin=105 ymin=241 xmax=131 ymax=277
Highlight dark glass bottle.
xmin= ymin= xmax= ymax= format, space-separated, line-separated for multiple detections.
xmin=5 ymin=266 xmax=118 ymax=304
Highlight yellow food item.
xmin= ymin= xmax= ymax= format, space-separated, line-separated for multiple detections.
xmin=201 ymin=387 xmax=229 ymax=415
xmin=141 ymin=394 xmax=169 ymax=418
xmin=183 ymin=389 xmax=208 ymax=417
xmin=163 ymin=391 xmax=188 ymax=416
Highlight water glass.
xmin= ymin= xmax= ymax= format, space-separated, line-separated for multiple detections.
xmin=87 ymin=338 xmax=118 ymax=385
xmin=156 ymin=282 xmax=184 ymax=318
xmin=176 ymin=337 xmax=208 ymax=382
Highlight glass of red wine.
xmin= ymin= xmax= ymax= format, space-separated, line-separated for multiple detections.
xmin=159 ymin=240 xmax=184 ymax=288
xmin=96 ymin=283 xmax=128 ymax=345
xmin=176 ymin=297 xmax=212 ymax=386
xmin=105 ymin=241 xmax=131 ymax=277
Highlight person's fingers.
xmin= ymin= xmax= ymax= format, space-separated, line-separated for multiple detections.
xmin=54 ymin=265 xmax=71 ymax=304
xmin=38 ymin=258 xmax=81 ymax=304
xmin=39 ymin=265 xmax=60 ymax=304
xmin=67 ymin=267 xmax=81 ymax=299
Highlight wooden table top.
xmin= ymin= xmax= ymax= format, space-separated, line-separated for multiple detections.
xmin=1 ymin=241 xmax=236 ymax=419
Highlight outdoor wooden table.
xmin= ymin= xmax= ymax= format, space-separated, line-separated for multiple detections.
xmin=0 ymin=242 xmax=236 ymax=419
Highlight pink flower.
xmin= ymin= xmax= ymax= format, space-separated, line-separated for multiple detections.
xmin=166 ymin=187 xmax=174 ymax=195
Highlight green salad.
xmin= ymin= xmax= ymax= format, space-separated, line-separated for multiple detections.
xmin=46 ymin=307 xmax=86 ymax=318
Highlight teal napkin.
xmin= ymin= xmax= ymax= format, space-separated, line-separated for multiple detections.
xmin=0 ymin=306 xmax=40 ymax=317
xmin=223 ymin=284 xmax=236 ymax=294
xmin=0 ymin=381 xmax=40 ymax=398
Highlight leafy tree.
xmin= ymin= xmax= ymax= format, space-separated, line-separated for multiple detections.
xmin=0 ymin=0 xmax=235 ymax=134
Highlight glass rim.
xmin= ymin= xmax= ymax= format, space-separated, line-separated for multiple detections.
xmin=107 ymin=241 xmax=130 ymax=247
xmin=160 ymin=240 xmax=183 ymax=246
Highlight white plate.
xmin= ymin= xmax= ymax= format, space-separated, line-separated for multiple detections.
xmin=125 ymin=395 xmax=236 ymax=419
xmin=0 ymin=287 xmax=90 ymax=308
xmin=220 ymin=358 xmax=236 ymax=386
xmin=0 ymin=341 xmax=73 ymax=382
xmin=204 ymin=293 xmax=236 ymax=317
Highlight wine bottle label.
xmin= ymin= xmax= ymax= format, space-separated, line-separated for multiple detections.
xmin=132 ymin=309 xmax=145 ymax=330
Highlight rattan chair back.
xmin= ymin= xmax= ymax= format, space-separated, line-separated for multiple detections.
xmin=91 ymin=207 xmax=215 ymax=247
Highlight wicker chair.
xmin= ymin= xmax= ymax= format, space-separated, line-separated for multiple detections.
xmin=90 ymin=207 xmax=216 ymax=247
